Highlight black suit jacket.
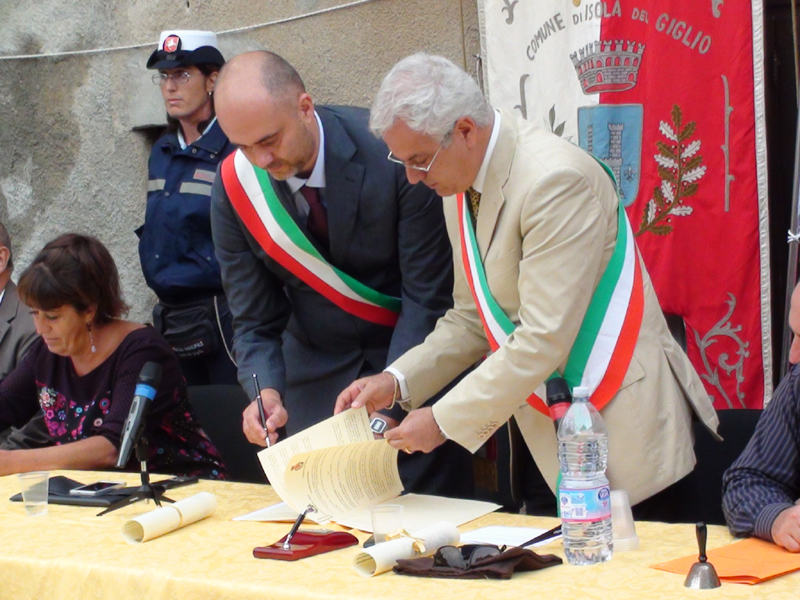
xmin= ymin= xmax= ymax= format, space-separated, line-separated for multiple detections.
xmin=211 ymin=106 xmax=454 ymax=434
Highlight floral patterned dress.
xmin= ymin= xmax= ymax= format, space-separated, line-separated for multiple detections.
xmin=0 ymin=326 xmax=226 ymax=479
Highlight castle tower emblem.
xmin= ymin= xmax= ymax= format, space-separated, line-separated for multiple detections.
xmin=571 ymin=40 xmax=645 ymax=94
xmin=578 ymin=105 xmax=644 ymax=207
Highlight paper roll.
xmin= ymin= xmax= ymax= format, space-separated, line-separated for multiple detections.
xmin=352 ymin=521 xmax=460 ymax=577
xmin=122 ymin=492 xmax=217 ymax=543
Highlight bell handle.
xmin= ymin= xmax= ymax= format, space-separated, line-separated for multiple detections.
xmin=696 ymin=522 xmax=707 ymax=563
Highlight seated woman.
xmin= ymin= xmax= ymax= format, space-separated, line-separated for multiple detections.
xmin=0 ymin=233 xmax=226 ymax=479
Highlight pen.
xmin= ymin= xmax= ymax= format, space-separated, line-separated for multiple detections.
xmin=283 ymin=505 xmax=313 ymax=550
xmin=252 ymin=373 xmax=270 ymax=448
xmin=519 ymin=524 xmax=562 ymax=548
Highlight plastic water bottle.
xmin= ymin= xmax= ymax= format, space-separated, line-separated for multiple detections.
xmin=557 ymin=386 xmax=613 ymax=565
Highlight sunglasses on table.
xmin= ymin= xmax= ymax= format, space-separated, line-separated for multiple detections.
xmin=433 ymin=544 xmax=506 ymax=569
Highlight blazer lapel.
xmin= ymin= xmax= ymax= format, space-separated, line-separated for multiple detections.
xmin=317 ymin=108 xmax=364 ymax=262
xmin=476 ymin=112 xmax=517 ymax=259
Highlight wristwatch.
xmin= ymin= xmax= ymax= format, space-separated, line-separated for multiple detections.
xmin=369 ymin=417 xmax=388 ymax=435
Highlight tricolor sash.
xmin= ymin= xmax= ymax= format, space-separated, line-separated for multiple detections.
xmin=458 ymin=170 xmax=644 ymax=416
xmin=221 ymin=150 xmax=401 ymax=327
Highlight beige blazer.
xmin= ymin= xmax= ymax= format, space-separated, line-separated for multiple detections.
xmin=392 ymin=110 xmax=719 ymax=505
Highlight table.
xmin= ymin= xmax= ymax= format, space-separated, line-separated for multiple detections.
xmin=0 ymin=471 xmax=796 ymax=599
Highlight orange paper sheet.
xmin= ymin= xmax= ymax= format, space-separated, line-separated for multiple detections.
xmin=652 ymin=537 xmax=800 ymax=584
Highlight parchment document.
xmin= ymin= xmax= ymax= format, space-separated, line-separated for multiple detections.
xmin=121 ymin=492 xmax=217 ymax=543
xmin=247 ymin=408 xmax=501 ymax=529
xmin=257 ymin=406 xmax=374 ymax=506
xmin=283 ymin=440 xmax=403 ymax=524
xmin=352 ymin=521 xmax=460 ymax=577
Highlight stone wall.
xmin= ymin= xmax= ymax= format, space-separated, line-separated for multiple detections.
xmin=0 ymin=0 xmax=480 ymax=321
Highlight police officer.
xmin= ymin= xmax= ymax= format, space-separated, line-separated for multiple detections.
xmin=137 ymin=30 xmax=237 ymax=385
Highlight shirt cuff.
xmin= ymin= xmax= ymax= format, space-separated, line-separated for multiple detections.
xmin=384 ymin=367 xmax=411 ymax=409
xmin=384 ymin=367 xmax=450 ymax=440
xmin=754 ymin=502 xmax=795 ymax=541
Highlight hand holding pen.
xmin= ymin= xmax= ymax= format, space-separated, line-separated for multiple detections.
xmin=243 ymin=374 xmax=288 ymax=446
xmin=252 ymin=374 xmax=271 ymax=448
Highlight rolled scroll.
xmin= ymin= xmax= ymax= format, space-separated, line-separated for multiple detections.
xmin=352 ymin=521 xmax=460 ymax=577
xmin=122 ymin=492 xmax=217 ymax=543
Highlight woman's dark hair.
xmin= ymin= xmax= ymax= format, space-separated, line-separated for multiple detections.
xmin=165 ymin=63 xmax=221 ymax=135
xmin=18 ymin=233 xmax=129 ymax=325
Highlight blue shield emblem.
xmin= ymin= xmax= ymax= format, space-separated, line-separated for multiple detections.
xmin=577 ymin=105 xmax=643 ymax=207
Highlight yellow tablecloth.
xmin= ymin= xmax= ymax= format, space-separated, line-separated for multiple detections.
xmin=0 ymin=471 xmax=796 ymax=600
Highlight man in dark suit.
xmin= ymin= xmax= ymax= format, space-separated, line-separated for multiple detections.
xmin=0 ymin=221 xmax=41 ymax=448
xmin=210 ymin=51 xmax=472 ymax=496
xmin=0 ymin=222 xmax=36 ymax=382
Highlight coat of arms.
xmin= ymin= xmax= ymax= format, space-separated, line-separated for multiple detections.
xmin=577 ymin=104 xmax=643 ymax=206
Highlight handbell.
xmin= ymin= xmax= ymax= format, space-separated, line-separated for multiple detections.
xmin=684 ymin=522 xmax=721 ymax=589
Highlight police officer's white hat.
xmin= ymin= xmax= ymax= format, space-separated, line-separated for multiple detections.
xmin=146 ymin=30 xmax=225 ymax=70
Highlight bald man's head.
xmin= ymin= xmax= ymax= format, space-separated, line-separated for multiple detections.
xmin=216 ymin=51 xmax=305 ymax=107
xmin=215 ymin=51 xmax=319 ymax=180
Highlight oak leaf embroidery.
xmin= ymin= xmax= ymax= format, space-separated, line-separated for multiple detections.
xmin=636 ymin=105 xmax=705 ymax=237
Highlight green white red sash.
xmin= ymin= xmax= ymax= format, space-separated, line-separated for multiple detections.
xmin=221 ymin=150 xmax=401 ymax=327
xmin=457 ymin=184 xmax=644 ymax=417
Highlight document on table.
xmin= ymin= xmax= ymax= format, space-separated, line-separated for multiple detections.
xmin=283 ymin=439 xmax=402 ymax=524
xmin=239 ymin=407 xmax=502 ymax=530
xmin=236 ymin=493 xmax=502 ymax=533
xmin=255 ymin=407 xmax=402 ymax=524
xmin=459 ymin=525 xmax=558 ymax=547
xmin=337 ymin=493 xmax=503 ymax=533
xmin=257 ymin=407 xmax=375 ymax=506
xmin=232 ymin=501 xmax=298 ymax=522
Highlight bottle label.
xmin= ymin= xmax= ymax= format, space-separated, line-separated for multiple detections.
xmin=558 ymin=484 xmax=611 ymax=522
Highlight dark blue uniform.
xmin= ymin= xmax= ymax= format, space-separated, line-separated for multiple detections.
xmin=139 ymin=120 xmax=234 ymax=301
xmin=137 ymin=120 xmax=238 ymax=385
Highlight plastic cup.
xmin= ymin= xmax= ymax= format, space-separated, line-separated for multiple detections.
xmin=17 ymin=471 xmax=50 ymax=517
xmin=610 ymin=489 xmax=639 ymax=551
xmin=370 ymin=504 xmax=403 ymax=544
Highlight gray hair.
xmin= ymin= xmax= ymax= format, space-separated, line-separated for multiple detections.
xmin=370 ymin=53 xmax=492 ymax=140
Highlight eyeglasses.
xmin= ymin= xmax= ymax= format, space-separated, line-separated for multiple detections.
xmin=386 ymin=129 xmax=453 ymax=173
xmin=433 ymin=544 xmax=504 ymax=569
xmin=152 ymin=71 xmax=192 ymax=86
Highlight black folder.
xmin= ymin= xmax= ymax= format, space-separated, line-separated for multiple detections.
xmin=9 ymin=476 xmax=132 ymax=507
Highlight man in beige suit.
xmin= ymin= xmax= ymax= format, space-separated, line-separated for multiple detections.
xmin=336 ymin=53 xmax=719 ymax=514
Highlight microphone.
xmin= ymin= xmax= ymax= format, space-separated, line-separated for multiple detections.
xmin=545 ymin=377 xmax=572 ymax=434
xmin=116 ymin=362 xmax=162 ymax=468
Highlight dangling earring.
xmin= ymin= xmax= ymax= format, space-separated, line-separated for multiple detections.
xmin=87 ymin=322 xmax=97 ymax=353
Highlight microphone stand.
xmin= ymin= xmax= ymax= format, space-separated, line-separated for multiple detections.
xmin=97 ymin=437 xmax=174 ymax=516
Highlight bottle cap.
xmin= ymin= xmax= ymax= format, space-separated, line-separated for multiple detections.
xmin=572 ymin=386 xmax=590 ymax=397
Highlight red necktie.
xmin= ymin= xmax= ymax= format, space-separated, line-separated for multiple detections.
xmin=300 ymin=185 xmax=329 ymax=248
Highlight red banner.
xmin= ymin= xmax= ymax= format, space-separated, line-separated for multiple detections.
xmin=483 ymin=0 xmax=770 ymax=408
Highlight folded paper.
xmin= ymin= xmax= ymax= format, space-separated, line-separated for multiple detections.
xmin=651 ymin=537 xmax=800 ymax=584
xmin=122 ymin=492 xmax=217 ymax=543
xmin=352 ymin=521 xmax=460 ymax=577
